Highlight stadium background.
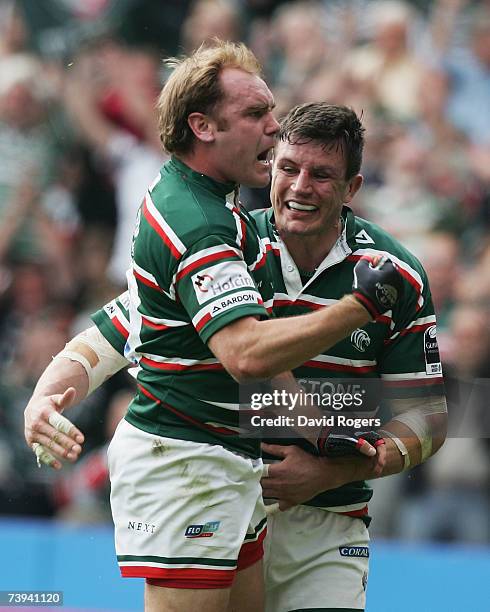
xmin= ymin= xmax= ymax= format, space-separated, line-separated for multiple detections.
xmin=0 ymin=0 xmax=488 ymax=609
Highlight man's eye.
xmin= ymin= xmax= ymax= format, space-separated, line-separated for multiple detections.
xmin=281 ymin=166 xmax=296 ymax=174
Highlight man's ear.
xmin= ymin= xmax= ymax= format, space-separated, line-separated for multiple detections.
xmin=187 ymin=112 xmax=216 ymax=144
xmin=344 ymin=174 xmax=363 ymax=203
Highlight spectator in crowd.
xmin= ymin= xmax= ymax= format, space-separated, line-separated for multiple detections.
xmin=357 ymin=132 xmax=456 ymax=253
xmin=0 ymin=1 xmax=30 ymax=60
xmin=456 ymin=241 xmax=490 ymax=305
xmin=181 ymin=0 xmax=242 ymax=52
xmin=342 ymin=0 xmax=427 ymax=122
xmin=416 ymin=232 xmax=460 ymax=333
xmin=0 ymin=54 xmax=58 ymax=261
xmin=431 ymin=5 xmax=490 ymax=145
xmin=63 ymin=40 xmax=165 ymax=289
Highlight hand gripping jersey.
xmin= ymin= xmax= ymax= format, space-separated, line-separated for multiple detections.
xmin=91 ymin=157 xmax=273 ymax=458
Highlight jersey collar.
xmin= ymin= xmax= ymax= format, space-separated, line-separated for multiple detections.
xmin=266 ymin=206 xmax=357 ymax=299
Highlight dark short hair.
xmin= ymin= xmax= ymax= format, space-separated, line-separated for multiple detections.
xmin=279 ymin=103 xmax=365 ymax=179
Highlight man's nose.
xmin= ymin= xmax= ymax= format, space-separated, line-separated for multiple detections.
xmin=266 ymin=113 xmax=280 ymax=135
xmin=292 ymin=170 xmax=312 ymax=193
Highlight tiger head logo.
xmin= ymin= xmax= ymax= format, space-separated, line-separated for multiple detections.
xmin=351 ymin=329 xmax=371 ymax=352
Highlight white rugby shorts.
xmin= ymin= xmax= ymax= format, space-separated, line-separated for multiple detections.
xmin=108 ymin=419 xmax=266 ymax=589
xmin=264 ymin=505 xmax=369 ymax=611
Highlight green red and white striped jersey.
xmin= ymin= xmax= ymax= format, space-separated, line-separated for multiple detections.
xmin=253 ymin=206 xmax=443 ymax=513
xmin=93 ymin=203 xmax=443 ymax=512
xmin=91 ymin=157 xmax=273 ymax=458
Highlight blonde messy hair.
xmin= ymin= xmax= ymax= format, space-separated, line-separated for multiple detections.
xmin=157 ymin=39 xmax=262 ymax=156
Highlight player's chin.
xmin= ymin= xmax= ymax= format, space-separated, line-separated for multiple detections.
xmin=282 ymin=219 xmax=316 ymax=235
xmin=241 ymin=159 xmax=269 ymax=186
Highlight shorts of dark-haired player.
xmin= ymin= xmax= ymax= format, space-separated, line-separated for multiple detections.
xmin=108 ymin=420 xmax=266 ymax=588
xmin=264 ymin=505 xmax=369 ymax=611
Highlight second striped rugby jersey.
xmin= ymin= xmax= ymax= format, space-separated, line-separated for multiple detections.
xmin=254 ymin=206 xmax=444 ymax=515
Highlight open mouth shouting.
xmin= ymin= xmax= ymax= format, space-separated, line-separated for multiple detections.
xmin=256 ymin=147 xmax=274 ymax=168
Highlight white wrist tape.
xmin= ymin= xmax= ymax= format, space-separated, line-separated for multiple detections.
xmin=55 ymin=326 xmax=129 ymax=396
xmin=379 ymin=430 xmax=410 ymax=470
xmin=392 ymin=409 xmax=433 ymax=462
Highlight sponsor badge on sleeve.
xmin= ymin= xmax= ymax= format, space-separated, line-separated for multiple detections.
xmin=424 ymin=325 xmax=442 ymax=375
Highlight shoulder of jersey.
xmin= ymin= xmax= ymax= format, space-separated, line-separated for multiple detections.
xmin=353 ymin=216 xmax=426 ymax=277
xmin=144 ymin=171 xmax=242 ymax=247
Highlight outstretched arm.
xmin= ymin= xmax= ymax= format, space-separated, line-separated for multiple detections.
xmin=24 ymin=326 xmax=129 ymax=469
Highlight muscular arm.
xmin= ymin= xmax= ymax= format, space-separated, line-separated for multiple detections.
xmin=209 ymin=255 xmax=401 ymax=382
xmin=261 ymin=396 xmax=448 ymax=509
xmin=311 ymin=396 xmax=447 ymax=485
xmin=325 ymin=399 xmax=447 ymax=482
xmin=209 ymin=295 xmax=370 ymax=382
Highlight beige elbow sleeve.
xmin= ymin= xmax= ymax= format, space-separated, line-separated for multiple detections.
xmin=389 ymin=396 xmax=447 ymax=463
xmin=392 ymin=410 xmax=432 ymax=462
xmin=55 ymin=326 xmax=129 ymax=395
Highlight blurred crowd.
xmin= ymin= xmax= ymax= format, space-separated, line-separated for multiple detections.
xmin=0 ymin=0 xmax=488 ymax=544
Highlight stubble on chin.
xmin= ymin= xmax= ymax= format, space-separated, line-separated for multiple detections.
xmin=277 ymin=220 xmax=315 ymax=238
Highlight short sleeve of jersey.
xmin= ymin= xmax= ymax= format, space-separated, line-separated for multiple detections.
xmin=175 ymin=234 xmax=268 ymax=344
xmin=378 ymin=268 xmax=444 ymax=401
xmin=90 ymin=292 xmax=130 ymax=357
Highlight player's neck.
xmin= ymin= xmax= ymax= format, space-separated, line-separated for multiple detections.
xmin=282 ymin=229 xmax=339 ymax=273
xmin=178 ymin=151 xmax=234 ymax=186
xmin=282 ymin=234 xmax=337 ymax=272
